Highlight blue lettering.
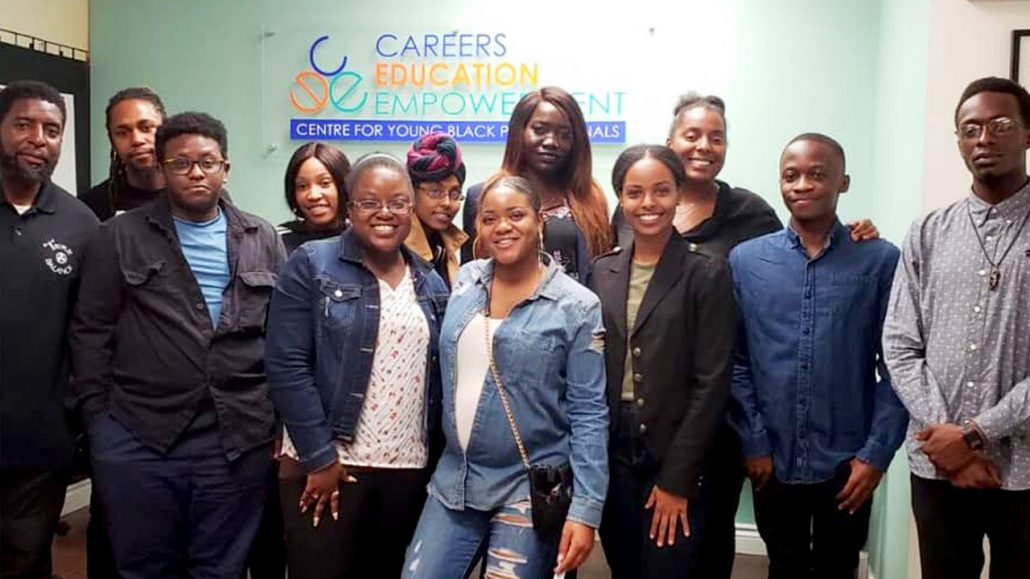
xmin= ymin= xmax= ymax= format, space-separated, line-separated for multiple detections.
xmin=400 ymin=35 xmax=420 ymax=57
xmin=441 ymin=32 xmax=457 ymax=57
xmin=476 ymin=34 xmax=491 ymax=58
xmin=309 ymin=35 xmax=348 ymax=77
xmin=459 ymin=33 xmax=473 ymax=57
xmin=494 ymin=33 xmax=507 ymax=57
xmin=375 ymin=33 xmax=398 ymax=58
xmin=424 ymin=34 xmax=439 ymax=58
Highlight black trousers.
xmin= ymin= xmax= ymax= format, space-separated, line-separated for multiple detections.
xmin=279 ymin=459 xmax=428 ymax=579
xmin=599 ymin=403 xmax=707 ymax=579
xmin=85 ymin=485 xmax=116 ymax=579
xmin=752 ymin=466 xmax=871 ymax=579
xmin=0 ymin=467 xmax=67 ymax=579
xmin=911 ymin=474 xmax=1030 ymax=579
xmin=692 ymin=420 xmax=746 ymax=579
xmin=242 ymin=463 xmax=286 ymax=579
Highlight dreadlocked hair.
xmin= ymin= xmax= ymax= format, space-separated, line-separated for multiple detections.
xmin=104 ymin=87 xmax=166 ymax=213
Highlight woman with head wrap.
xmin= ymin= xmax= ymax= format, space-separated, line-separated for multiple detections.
xmin=405 ymin=132 xmax=470 ymax=287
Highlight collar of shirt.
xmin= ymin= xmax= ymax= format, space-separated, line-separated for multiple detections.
xmin=967 ymin=179 xmax=1030 ymax=225
xmin=784 ymin=218 xmax=847 ymax=259
xmin=1 ymin=180 xmax=59 ymax=216
xmin=466 ymin=252 xmax=563 ymax=302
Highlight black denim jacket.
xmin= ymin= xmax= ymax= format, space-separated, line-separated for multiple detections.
xmin=70 ymin=196 xmax=286 ymax=459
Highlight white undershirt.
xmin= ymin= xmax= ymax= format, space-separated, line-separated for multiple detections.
xmin=12 ymin=203 xmax=31 ymax=215
xmin=454 ymin=313 xmax=499 ymax=451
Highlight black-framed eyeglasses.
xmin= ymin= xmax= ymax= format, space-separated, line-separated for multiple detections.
xmin=418 ymin=185 xmax=465 ymax=202
xmin=349 ymin=198 xmax=413 ymax=215
xmin=956 ymin=117 xmax=1019 ymax=140
xmin=162 ymin=156 xmax=227 ymax=175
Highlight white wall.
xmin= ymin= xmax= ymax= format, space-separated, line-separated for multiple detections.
xmin=0 ymin=0 xmax=89 ymax=50
xmin=921 ymin=0 xmax=1030 ymax=211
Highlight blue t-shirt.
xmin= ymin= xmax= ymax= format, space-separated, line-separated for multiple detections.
xmin=174 ymin=211 xmax=229 ymax=327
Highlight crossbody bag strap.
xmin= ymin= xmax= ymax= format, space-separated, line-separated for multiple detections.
xmin=483 ymin=314 xmax=532 ymax=471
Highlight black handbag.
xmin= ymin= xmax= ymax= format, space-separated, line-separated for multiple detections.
xmin=484 ymin=313 xmax=573 ymax=536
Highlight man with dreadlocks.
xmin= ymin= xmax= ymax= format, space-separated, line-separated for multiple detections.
xmin=81 ymin=87 xmax=166 ymax=221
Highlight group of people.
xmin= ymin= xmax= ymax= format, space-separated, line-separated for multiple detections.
xmin=0 ymin=74 xmax=1027 ymax=579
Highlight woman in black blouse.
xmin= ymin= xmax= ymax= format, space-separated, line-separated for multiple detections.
xmin=278 ymin=142 xmax=351 ymax=253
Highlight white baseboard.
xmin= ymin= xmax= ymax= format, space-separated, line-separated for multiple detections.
xmin=734 ymin=523 xmax=767 ymax=556
xmin=62 ymin=479 xmax=91 ymax=517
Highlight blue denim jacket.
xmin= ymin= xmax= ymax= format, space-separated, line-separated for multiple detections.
xmin=428 ymin=256 xmax=609 ymax=528
xmin=265 ymin=229 xmax=450 ymax=473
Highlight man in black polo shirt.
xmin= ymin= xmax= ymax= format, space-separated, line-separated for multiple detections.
xmin=0 ymin=80 xmax=99 ymax=577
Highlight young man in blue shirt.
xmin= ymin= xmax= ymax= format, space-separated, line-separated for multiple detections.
xmin=728 ymin=133 xmax=908 ymax=579
xmin=71 ymin=112 xmax=286 ymax=579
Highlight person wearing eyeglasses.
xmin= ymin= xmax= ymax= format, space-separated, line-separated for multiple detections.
xmin=884 ymin=77 xmax=1030 ymax=579
xmin=405 ymin=132 xmax=469 ymax=288
xmin=69 ymin=112 xmax=286 ymax=579
xmin=266 ymin=152 xmax=450 ymax=579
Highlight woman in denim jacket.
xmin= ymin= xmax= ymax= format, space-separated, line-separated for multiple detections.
xmin=402 ymin=176 xmax=609 ymax=578
xmin=265 ymin=153 xmax=450 ymax=578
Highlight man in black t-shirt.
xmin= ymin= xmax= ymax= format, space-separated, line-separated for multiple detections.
xmin=0 ymin=80 xmax=98 ymax=578
xmin=80 ymin=87 xmax=166 ymax=221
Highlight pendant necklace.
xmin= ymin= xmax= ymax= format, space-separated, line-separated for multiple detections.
xmin=967 ymin=200 xmax=1030 ymax=291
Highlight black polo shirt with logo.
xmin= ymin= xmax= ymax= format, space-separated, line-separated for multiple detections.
xmin=1 ymin=180 xmax=98 ymax=470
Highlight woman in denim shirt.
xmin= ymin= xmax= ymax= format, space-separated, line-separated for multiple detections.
xmin=266 ymin=153 xmax=449 ymax=578
xmin=403 ymin=176 xmax=608 ymax=578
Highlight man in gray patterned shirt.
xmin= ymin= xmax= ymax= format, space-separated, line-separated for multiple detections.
xmin=884 ymin=76 xmax=1030 ymax=579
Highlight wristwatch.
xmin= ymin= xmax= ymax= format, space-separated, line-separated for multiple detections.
xmin=961 ymin=420 xmax=986 ymax=451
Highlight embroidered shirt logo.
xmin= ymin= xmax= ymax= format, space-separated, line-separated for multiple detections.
xmin=42 ymin=238 xmax=73 ymax=276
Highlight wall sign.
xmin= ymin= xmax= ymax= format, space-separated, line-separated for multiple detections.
xmin=288 ymin=32 xmax=627 ymax=143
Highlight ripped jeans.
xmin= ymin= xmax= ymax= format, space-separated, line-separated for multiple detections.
xmin=402 ymin=494 xmax=560 ymax=579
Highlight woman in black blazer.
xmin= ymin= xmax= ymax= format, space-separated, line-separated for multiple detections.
xmin=590 ymin=145 xmax=736 ymax=579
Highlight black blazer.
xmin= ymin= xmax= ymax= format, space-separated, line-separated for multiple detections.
xmin=590 ymin=233 xmax=737 ymax=497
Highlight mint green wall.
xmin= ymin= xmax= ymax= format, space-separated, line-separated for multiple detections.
xmin=90 ymin=0 xmax=882 ymax=224
xmin=865 ymin=0 xmax=930 ymax=578
xmin=91 ymin=1 xmax=924 ymax=572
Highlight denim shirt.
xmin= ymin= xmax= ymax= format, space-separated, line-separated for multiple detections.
xmin=428 ymin=256 xmax=609 ymax=528
xmin=728 ymin=220 xmax=909 ymax=484
xmin=265 ymin=229 xmax=450 ymax=473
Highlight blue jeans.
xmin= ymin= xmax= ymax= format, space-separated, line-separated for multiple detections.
xmin=402 ymin=494 xmax=560 ymax=579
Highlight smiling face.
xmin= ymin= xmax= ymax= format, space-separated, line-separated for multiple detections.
xmin=108 ymin=98 xmax=162 ymax=172
xmin=779 ymin=139 xmax=848 ymax=224
xmin=349 ymin=165 xmax=413 ymax=259
xmin=956 ymin=91 xmax=1030 ymax=185
xmin=667 ymin=105 xmax=727 ymax=185
xmin=414 ymin=174 xmax=462 ymax=233
xmin=293 ymin=156 xmax=340 ymax=229
xmin=520 ymin=101 xmax=573 ymax=179
xmin=478 ymin=184 xmax=542 ymax=267
xmin=619 ymin=156 xmax=679 ymax=241
xmin=161 ymin=134 xmax=228 ymax=221
xmin=0 ymin=98 xmax=63 ymax=185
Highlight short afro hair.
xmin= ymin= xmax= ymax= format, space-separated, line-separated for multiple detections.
xmin=0 ymin=80 xmax=66 ymax=128
xmin=155 ymin=111 xmax=228 ymax=160
xmin=955 ymin=77 xmax=1030 ymax=128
